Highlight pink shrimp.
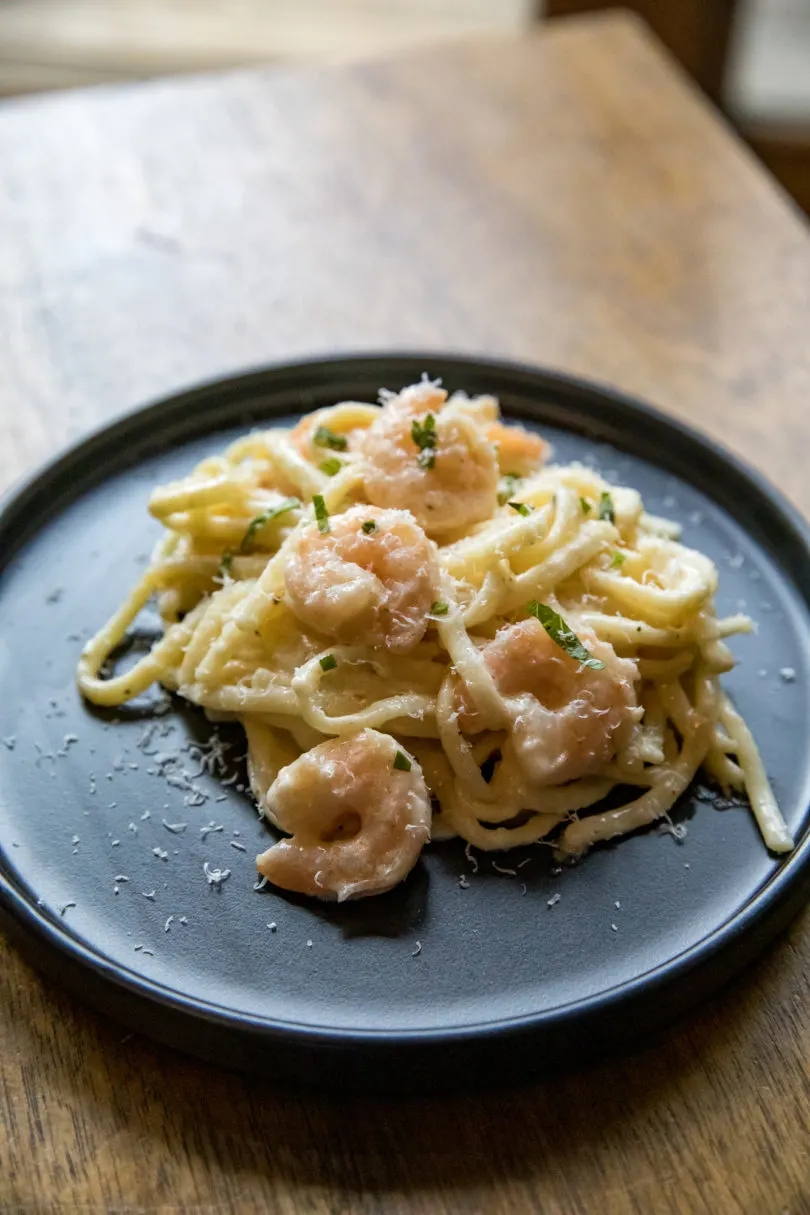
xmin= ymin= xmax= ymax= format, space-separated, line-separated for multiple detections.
xmin=284 ymin=504 xmax=438 ymax=653
xmin=486 ymin=421 xmax=549 ymax=476
xmin=457 ymin=617 xmax=638 ymax=786
xmin=255 ymin=729 xmax=431 ymax=901
xmin=359 ymin=381 xmax=499 ymax=536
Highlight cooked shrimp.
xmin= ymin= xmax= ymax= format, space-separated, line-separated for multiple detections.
xmin=255 ymin=728 xmax=431 ymax=901
xmin=487 ymin=421 xmax=549 ymax=476
xmin=360 ymin=381 xmax=499 ymax=536
xmin=457 ymin=618 xmax=638 ymax=786
xmin=284 ymin=504 xmax=438 ymax=653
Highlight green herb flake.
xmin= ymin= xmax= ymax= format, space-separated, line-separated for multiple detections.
xmin=430 ymin=601 xmax=449 ymax=617
xmin=579 ymin=496 xmax=592 ymax=515
xmin=313 ymin=494 xmax=330 ymax=534
xmin=313 ymin=425 xmax=348 ymax=451
xmin=361 ymin=520 xmax=377 ymax=535
xmin=598 ymin=492 xmax=616 ymax=523
xmin=238 ymin=497 xmax=300 ymax=553
xmin=220 ymin=549 xmax=234 ymax=577
xmin=411 ymin=413 xmax=437 ymax=470
xmin=508 ymin=501 xmax=532 ymax=517
xmin=527 ymin=600 xmax=605 ymax=670
xmin=318 ymin=457 xmax=342 ymax=477
xmin=609 ymin=550 xmax=626 ymax=569
xmin=319 ymin=654 xmax=338 ymax=672
xmin=393 ymin=750 xmax=412 ymax=772
xmin=498 ymin=473 xmax=521 ymax=506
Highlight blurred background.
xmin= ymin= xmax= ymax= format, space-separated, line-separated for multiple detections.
xmin=0 ymin=0 xmax=808 ymax=212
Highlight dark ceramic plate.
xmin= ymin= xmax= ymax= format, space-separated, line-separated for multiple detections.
xmin=1 ymin=355 xmax=809 ymax=1092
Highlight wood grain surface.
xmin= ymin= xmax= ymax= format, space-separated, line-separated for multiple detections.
xmin=2 ymin=13 xmax=810 ymax=1214
xmin=545 ymin=0 xmax=739 ymax=104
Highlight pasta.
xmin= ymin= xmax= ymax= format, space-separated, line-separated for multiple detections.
xmin=76 ymin=379 xmax=793 ymax=902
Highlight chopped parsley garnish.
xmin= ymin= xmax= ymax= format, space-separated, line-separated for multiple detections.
xmin=430 ymin=601 xmax=449 ymax=616
xmin=361 ymin=520 xmax=377 ymax=535
xmin=318 ymin=457 xmax=342 ymax=477
xmin=579 ymin=496 xmax=591 ymax=515
xmin=238 ymin=497 xmax=300 ymax=553
xmin=610 ymin=550 xmax=626 ymax=569
xmin=527 ymin=600 xmax=605 ymax=670
xmin=313 ymin=425 xmax=348 ymax=451
xmin=598 ymin=492 xmax=616 ymax=523
xmin=508 ymin=501 xmax=532 ymax=517
xmin=393 ymin=750 xmax=412 ymax=772
xmin=319 ymin=654 xmax=337 ymax=672
xmin=313 ymin=494 xmax=330 ymax=534
xmin=220 ymin=549 xmax=234 ymax=576
xmin=411 ymin=413 xmax=437 ymax=470
xmin=498 ymin=472 xmax=521 ymax=506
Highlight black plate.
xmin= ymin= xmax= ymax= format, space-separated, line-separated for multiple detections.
xmin=2 ymin=354 xmax=810 ymax=1092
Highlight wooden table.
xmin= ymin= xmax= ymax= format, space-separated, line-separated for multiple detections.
xmin=2 ymin=12 xmax=810 ymax=1213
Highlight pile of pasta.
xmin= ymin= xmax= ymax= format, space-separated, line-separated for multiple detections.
xmin=77 ymin=380 xmax=792 ymax=901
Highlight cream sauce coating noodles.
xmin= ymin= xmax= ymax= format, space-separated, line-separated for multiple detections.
xmin=76 ymin=380 xmax=793 ymax=901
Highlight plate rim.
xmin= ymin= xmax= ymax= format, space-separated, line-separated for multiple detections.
xmin=2 ymin=351 xmax=810 ymax=1078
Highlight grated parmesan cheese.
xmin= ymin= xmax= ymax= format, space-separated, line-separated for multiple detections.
xmin=203 ymin=862 xmax=231 ymax=889
xmin=492 ymin=862 xmax=517 ymax=876
xmin=657 ymin=819 xmax=687 ymax=842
